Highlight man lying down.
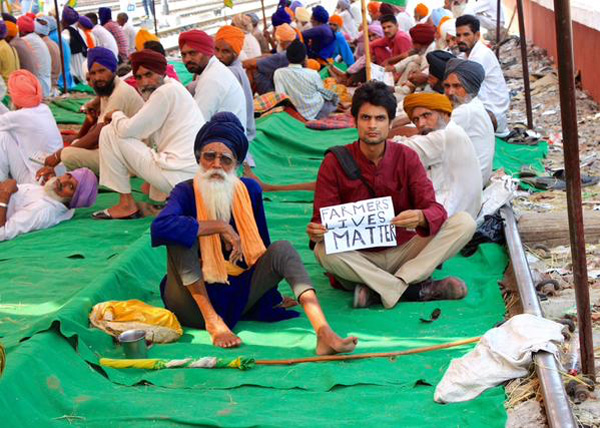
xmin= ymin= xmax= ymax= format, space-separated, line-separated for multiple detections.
xmin=151 ymin=112 xmax=357 ymax=355
xmin=0 ymin=168 xmax=97 ymax=241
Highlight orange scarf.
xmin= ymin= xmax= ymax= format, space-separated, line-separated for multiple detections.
xmin=193 ymin=177 xmax=266 ymax=284
xmin=83 ymin=30 xmax=96 ymax=49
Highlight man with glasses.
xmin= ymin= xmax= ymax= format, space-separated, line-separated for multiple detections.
xmin=93 ymin=49 xmax=204 ymax=220
xmin=151 ymin=113 xmax=358 ymax=355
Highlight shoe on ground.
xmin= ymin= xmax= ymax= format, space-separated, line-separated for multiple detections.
xmin=417 ymin=277 xmax=468 ymax=301
xmin=353 ymin=284 xmax=380 ymax=308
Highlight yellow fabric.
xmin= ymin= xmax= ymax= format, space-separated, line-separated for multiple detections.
xmin=88 ymin=299 xmax=183 ymax=342
xmin=135 ymin=29 xmax=160 ymax=52
xmin=100 ymin=358 xmax=162 ymax=370
xmin=0 ymin=40 xmax=19 ymax=83
xmin=415 ymin=3 xmax=429 ymax=18
xmin=295 ymin=7 xmax=310 ymax=22
xmin=403 ymin=93 xmax=453 ymax=119
xmin=193 ymin=178 xmax=267 ymax=284
xmin=215 ymin=25 xmax=245 ymax=55
xmin=324 ymin=77 xmax=352 ymax=104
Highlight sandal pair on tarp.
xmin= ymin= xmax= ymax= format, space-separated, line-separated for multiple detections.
xmin=520 ymin=168 xmax=600 ymax=190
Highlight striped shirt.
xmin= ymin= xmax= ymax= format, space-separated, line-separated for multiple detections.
xmin=274 ymin=64 xmax=328 ymax=121
xmin=103 ymin=21 xmax=129 ymax=61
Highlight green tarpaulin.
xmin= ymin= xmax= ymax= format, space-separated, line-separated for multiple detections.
xmin=0 ymin=112 xmax=550 ymax=426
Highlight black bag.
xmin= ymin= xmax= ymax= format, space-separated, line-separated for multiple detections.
xmin=325 ymin=146 xmax=376 ymax=198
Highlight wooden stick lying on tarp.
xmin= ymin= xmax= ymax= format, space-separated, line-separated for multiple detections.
xmin=255 ymin=337 xmax=481 ymax=366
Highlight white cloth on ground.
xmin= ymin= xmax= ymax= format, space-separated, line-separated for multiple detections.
xmin=0 ymin=183 xmax=73 ymax=241
xmin=465 ymin=41 xmax=510 ymax=136
xmin=99 ymin=77 xmax=204 ymax=198
xmin=393 ymin=120 xmax=482 ymax=219
xmin=23 ymin=33 xmax=52 ymax=97
xmin=451 ymin=97 xmax=495 ymax=184
xmin=92 ymin=24 xmax=119 ymax=58
xmin=435 ymin=314 xmax=565 ymax=403
xmin=0 ymin=104 xmax=62 ymax=183
xmin=192 ymin=56 xmax=247 ymax=131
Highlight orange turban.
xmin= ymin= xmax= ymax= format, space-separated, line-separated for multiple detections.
xmin=274 ymin=23 xmax=296 ymax=42
xmin=403 ymin=93 xmax=453 ymax=119
xmin=8 ymin=70 xmax=42 ymax=108
xmin=215 ymin=25 xmax=245 ymax=55
xmin=438 ymin=15 xmax=451 ymax=34
xmin=135 ymin=28 xmax=160 ymax=52
xmin=415 ymin=3 xmax=429 ymax=17
xmin=306 ymin=59 xmax=320 ymax=71
xmin=329 ymin=15 xmax=343 ymax=27
xmin=368 ymin=2 xmax=381 ymax=14
xmin=5 ymin=21 xmax=17 ymax=38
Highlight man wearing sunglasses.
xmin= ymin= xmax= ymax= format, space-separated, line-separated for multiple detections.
xmin=151 ymin=113 xmax=358 ymax=355
xmin=93 ymin=49 xmax=205 ymax=220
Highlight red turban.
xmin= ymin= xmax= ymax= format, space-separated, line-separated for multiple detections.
xmin=8 ymin=70 xmax=42 ymax=108
xmin=409 ymin=23 xmax=436 ymax=45
xmin=131 ymin=49 xmax=167 ymax=76
xmin=368 ymin=2 xmax=380 ymax=14
xmin=16 ymin=15 xmax=35 ymax=34
xmin=215 ymin=25 xmax=245 ymax=55
xmin=179 ymin=30 xmax=214 ymax=56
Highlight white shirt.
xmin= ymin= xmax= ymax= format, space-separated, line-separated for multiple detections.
xmin=466 ymin=41 xmax=510 ymax=135
xmin=0 ymin=183 xmax=73 ymax=241
xmin=99 ymin=76 xmax=144 ymax=123
xmin=465 ymin=0 xmax=505 ymax=25
xmin=193 ymin=56 xmax=247 ymax=132
xmin=395 ymin=121 xmax=482 ymax=219
xmin=339 ymin=9 xmax=358 ymax=39
xmin=23 ymin=33 xmax=52 ymax=97
xmin=239 ymin=33 xmax=262 ymax=61
xmin=350 ymin=1 xmax=363 ymax=27
xmin=110 ymin=78 xmax=205 ymax=172
xmin=121 ymin=22 xmax=138 ymax=55
xmin=452 ymin=97 xmax=495 ymax=185
xmin=92 ymin=24 xmax=119 ymax=58
xmin=396 ymin=11 xmax=416 ymax=33
xmin=0 ymin=104 xmax=62 ymax=172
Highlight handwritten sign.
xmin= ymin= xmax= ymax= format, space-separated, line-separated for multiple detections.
xmin=320 ymin=197 xmax=397 ymax=255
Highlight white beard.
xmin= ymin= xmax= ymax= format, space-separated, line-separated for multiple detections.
xmin=195 ymin=166 xmax=239 ymax=223
xmin=44 ymin=177 xmax=70 ymax=204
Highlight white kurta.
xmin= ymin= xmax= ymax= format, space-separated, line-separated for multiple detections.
xmin=23 ymin=33 xmax=52 ymax=97
xmin=396 ymin=11 xmax=416 ymax=33
xmin=451 ymin=97 xmax=495 ymax=185
xmin=0 ymin=183 xmax=73 ymax=241
xmin=62 ymin=26 xmax=88 ymax=83
xmin=99 ymin=78 xmax=205 ymax=198
xmin=0 ymin=104 xmax=62 ymax=183
xmin=465 ymin=0 xmax=505 ymax=29
xmin=192 ymin=56 xmax=247 ymax=132
xmin=239 ymin=33 xmax=262 ymax=60
xmin=92 ymin=24 xmax=119 ymax=58
xmin=466 ymin=41 xmax=510 ymax=136
xmin=122 ymin=22 xmax=138 ymax=55
xmin=394 ymin=121 xmax=483 ymax=219
xmin=339 ymin=9 xmax=359 ymax=39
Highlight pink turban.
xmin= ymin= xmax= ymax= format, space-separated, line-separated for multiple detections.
xmin=8 ymin=70 xmax=42 ymax=108
xmin=16 ymin=15 xmax=35 ymax=34
xmin=179 ymin=30 xmax=214 ymax=56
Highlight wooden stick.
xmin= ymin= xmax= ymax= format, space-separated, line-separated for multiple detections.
xmin=255 ymin=337 xmax=480 ymax=366
xmin=260 ymin=0 xmax=267 ymax=31
xmin=360 ymin=0 xmax=371 ymax=81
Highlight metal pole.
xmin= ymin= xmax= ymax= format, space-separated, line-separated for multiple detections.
xmin=516 ymin=0 xmax=533 ymax=129
xmin=54 ymin=0 xmax=68 ymax=94
xmin=495 ymin=0 xmax=501 ymax=57
xmin=361 ymin=0 xmax=371 ymax=81
xmin=501 ymin=206 xmax=578 ymax=428
xmin=552 ymin=0 xmax=595 ymax=380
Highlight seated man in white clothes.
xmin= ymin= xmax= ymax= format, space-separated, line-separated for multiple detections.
xmin=443 ymin=57 xmax=495 ymax=185
xmin=455 ymin=14 xmax=510 ymax=136
xmin=179 ymin=30 xmax=247 ymax=132
xmin=0 ymin=168 xmax=97 ymax=241
xmin=93 ymin=49 xmax=205 ymax=220
xmin=393 ymin=93 xmax=482 ymax=220
xmin=0 ymin=70 xmax=62 ymax=184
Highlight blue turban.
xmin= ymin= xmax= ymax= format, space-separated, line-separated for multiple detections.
xmin=0 ymin=21 xmax=6 ymax=40
xmin=430 ymin=8 xmax=452 ymax=27
xmin=444 ymin=58 xmax=486 ymax=96
xmin=34 ymin=17 xmax=50 ymax=36
xmin=312 ymin=5 xmax=329 ymax=24
xmin=99 ymin=7 xmax=112 ymax=25
xmin=272 ymin=7 xmax=292 ymax=27
xmin=246 ymin=12 xmax=260 ymax=26
xmin=45 ymin=16 xmax=57 ymax=33
xmin=194 ymin=112 xmax=248 ymax=163
xmin=62 ymin=6 xmax=79 ymax=25
xmin=290 ymin=1 xmax=303 ymax=11
xmin=78 ymin=16 xmax=94 ymax=30
xmin=87 ymin=47 xmax=118 ymax=73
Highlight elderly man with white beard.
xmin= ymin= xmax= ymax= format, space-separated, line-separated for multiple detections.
xmin=94 ymin=49 xmax=205 ymax=220
xmin=151 ymin=113 xmax=358 ymax=354
xmin=0 ymin=168 xmax=97 ymax=241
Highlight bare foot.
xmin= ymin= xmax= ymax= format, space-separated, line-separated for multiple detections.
xmin=278 ymin=296 xmax=298 ymax=309
xmin=316 ymin=326 xmax=358 ymax=356
xmin=206 ymin=318 xmax=242 ymax=349
xmin=106 ymin=204 xmax=139 ymax=219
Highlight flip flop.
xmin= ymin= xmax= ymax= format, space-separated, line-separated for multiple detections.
xmin=92 ymin=209 xmax=142 ymax=220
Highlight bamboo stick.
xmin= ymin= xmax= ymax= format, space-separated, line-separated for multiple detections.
xmin=361 ymin=0 xmax=371 ymax=81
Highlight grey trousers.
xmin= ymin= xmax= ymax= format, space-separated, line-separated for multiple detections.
xmin=164 ymin=240 xmax=314 ymax=328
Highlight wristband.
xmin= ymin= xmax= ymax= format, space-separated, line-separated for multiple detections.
xmin=0 ymin=202 xmax=8 ymax=209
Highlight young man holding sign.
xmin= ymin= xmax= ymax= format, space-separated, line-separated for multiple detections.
xmin=308 ymin=81 xmax=476 ymax=309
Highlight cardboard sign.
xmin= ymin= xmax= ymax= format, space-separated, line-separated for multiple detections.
xmin=320 ymin=197 xmax=397 ymax=255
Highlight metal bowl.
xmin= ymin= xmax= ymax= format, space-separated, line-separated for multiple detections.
xmin=118 ymin=329 xmax=147 ymax=359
